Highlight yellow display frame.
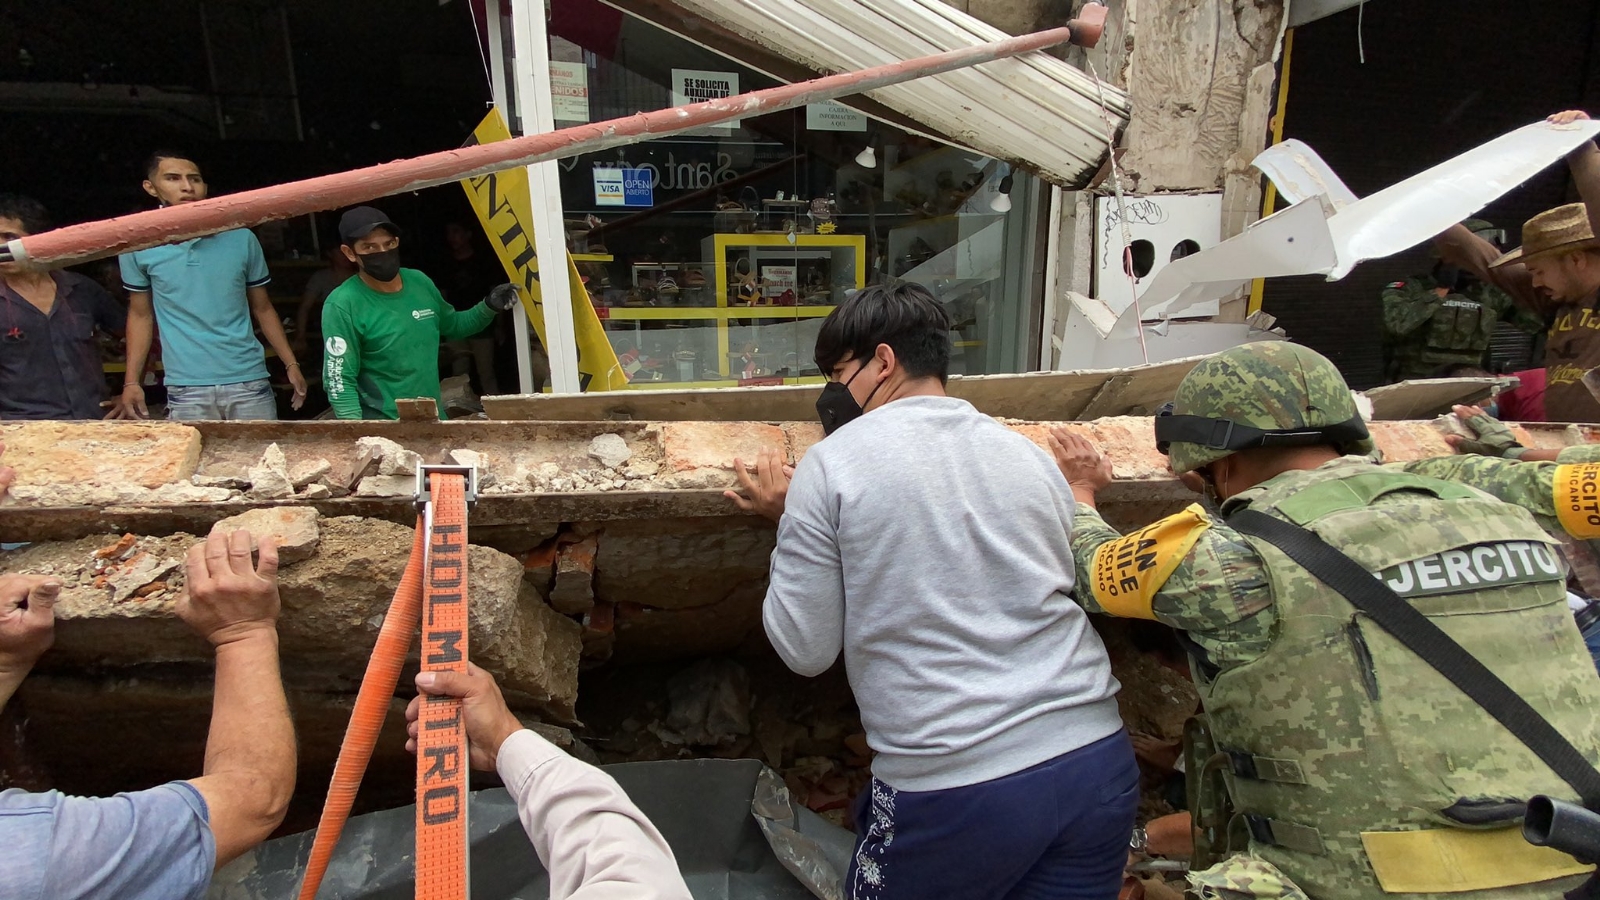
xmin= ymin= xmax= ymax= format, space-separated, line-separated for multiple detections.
xmin=710 ymin=232 xmax=865 ymax=381
xmin=601 ymin=232 xmax=866 ymax=388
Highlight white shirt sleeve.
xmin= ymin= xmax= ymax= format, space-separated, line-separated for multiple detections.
xmin=495 ymin=729 xmax=692 ymax=900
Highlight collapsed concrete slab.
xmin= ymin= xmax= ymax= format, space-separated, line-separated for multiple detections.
xmin=3 ymin=413 xmax=1597 ymax=831
xmin=0 ymin=513 xmax=580 ymax=721
xmin=4 ymin=420 xmax=202 ymax=490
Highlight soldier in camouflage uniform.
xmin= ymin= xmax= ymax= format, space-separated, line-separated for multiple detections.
xmin=1047 ymin=341 xmax=1600 ymax=899
xmin=1382 ymin=220 xmax=1544 ymax=383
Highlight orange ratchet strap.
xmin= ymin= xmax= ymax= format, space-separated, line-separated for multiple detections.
xmin=416 ymin=467 xmax=471 ymax=897
xmin=295 ymin=464 xmax=477 ymax=900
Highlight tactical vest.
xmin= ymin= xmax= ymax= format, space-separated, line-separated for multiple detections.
xmin=1205 ymin=464 xmax=1600 ymax=898
xmin=1425 ymin=289 xmax=1494 ymax=360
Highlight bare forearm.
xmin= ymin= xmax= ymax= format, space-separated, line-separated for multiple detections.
xmin=124 ymin=308 xmax=154 ymax=385
xmin=1571 ymin=141 xmax=1600 ymax=238
xmin=193 ymin=629 xmax=295 ymax=861
xmin=251 ymin=293 xmax=299 ymax=368
xmin=208 ymin=631 xmax=293 ymax=789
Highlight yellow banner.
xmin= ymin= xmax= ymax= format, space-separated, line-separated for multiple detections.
xmin=1089 ymin=503 xmax=1211 ymax=619
xmin=460 ymin=110 xmax=628 ymax=391
xmin=1555 ymin=462 xmax=1600 ymax=539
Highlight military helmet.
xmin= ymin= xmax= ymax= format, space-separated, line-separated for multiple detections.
xmin=1463 ymin=218 xmax=1507 ymax=245
xmin=1158 ymin=341 xmax=1373 ymax=474
xmin=1430 ymin=219 xmax=1506 ymax=258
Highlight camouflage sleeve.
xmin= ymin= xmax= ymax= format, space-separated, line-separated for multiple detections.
xmin=1381 ymin=285 xmax=1436 ymax=338
xmin=1559 ymin=445 xmax=1600 ymax=464
xmin=1071 ymin=503 xmax=1277 ymax=670
xmin=1481 ymin=283 xmax=1546 ymax=334
xmin=1395 ymin=455 xmax=1600 ymax=539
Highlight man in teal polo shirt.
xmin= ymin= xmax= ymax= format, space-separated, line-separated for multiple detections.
xmin=321 ymin=207 xmax=517 ymax=419
xmin=111 ymin=151 xmax=306 ymax=420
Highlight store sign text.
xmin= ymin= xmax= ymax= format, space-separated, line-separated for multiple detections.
xmin=806 ymin=101 xmax=867 ymax=133
xmin=672 ymin=69 xmax=740 ymax=131
xmin=607 ymin=152 xmax=738 ymax=194
xmin=549 ymin=61 xmax=589 ymax=123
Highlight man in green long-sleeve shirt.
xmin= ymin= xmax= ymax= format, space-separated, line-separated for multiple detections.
xmin=322 ymin=207 xmax=518 ymax=419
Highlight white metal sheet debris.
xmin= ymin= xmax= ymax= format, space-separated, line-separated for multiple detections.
xmin=609 ymin=0 xmax=1130 ymax=186
xmin=1101 ymin=118 xmax=1600 ymax=337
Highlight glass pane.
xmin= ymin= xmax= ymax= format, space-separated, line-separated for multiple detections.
xmin=547 ymin=4 xmax=1040 ymax=388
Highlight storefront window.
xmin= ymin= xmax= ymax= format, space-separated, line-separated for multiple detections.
xmin=546 ymin=12 xmax=1042 ymax=387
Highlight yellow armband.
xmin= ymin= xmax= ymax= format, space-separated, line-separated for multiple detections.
xmin=1554 ymin=463 xmax=1600 ymax=538
xmin=1089 ymin=504 xmax=1211 ymax=619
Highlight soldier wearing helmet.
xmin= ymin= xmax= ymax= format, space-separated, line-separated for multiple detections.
xmin=1380 ymin=219 xmax=1543 ymax=383
xmin=1049 ymin=341 xmax=1600 ymax=899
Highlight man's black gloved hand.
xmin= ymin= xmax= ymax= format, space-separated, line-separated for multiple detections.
xmin=486 ymin=283 xmax=520 ymax=312
xmin=1446 ymin=404 xmax=1528 ymax=459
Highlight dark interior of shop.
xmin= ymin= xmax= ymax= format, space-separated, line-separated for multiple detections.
xmin=4 ymin=0 xmax=1038 ymax=414
xmin=1262 ymin=0 xmax=1600 ymax=388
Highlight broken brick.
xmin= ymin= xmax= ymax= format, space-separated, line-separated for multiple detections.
xmin=105 ymin=552 xmax=181 ymax=603
xmin=94 ymin=534 xmax=138 ymax=560
xmin=549 ymin=535 xmax=598 ymax=615
xmin=522 ymin=542 xmax=559 ymax=596
xmin=580 ymin=603 xmax=617 ymax=665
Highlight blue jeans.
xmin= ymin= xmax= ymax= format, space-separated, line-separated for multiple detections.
xmin=847 ymin=730 xmax=1139 ymax=900
xmin=165 ymin=378 xmax=277 ymax=421
xmin=1581 ymin=614 xmax=1600 ymax=678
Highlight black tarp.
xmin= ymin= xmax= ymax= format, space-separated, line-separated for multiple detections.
xmin=209 ymin=758 xmax=854 ymax=899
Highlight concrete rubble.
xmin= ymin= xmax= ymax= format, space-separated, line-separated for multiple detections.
xmin=0 ymin=512 xmax=578 ymax=714
xmin=247 ymin=443 xmax=296 ymax=500
xmin=2 ymin=414 xmax=1596 ymax=834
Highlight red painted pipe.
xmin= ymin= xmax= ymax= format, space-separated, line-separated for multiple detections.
xmin=4 ymin=10 xmax=1109 ymax=269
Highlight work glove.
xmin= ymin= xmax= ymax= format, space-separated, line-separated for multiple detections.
xmin=486 ymin=283 xmax=521 ymax=312
xmin=1447 ymin=405 xmax=1527 ymax=459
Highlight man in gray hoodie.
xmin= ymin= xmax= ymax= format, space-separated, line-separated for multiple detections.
xmin=727 ymin=283 xmax=1137 ymax=900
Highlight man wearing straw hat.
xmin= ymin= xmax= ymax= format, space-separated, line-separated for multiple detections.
xmin=1439 ymin=110 xmax=1600 ymax=423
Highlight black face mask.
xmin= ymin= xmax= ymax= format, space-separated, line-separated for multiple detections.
xmin=816 ymin=363 xmax=882 ymax=436
xmin=356 ymin=248 xmax=401 ymax=282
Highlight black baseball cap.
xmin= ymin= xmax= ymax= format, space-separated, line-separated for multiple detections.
xmin=338 ymin=206 xmax=401 ymax=245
